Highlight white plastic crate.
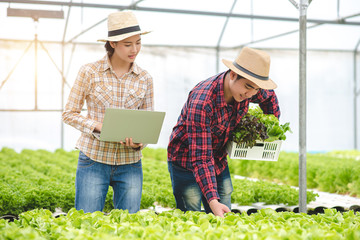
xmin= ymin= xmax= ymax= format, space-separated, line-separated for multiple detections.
xmin=227 ymin=140 xmax=282 ymax=161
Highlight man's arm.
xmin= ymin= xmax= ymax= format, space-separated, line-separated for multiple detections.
xmin=250 ymin=89 xmax=280 ymax=118
xmin=186 ymin=101 xmax=230 ymax=217
xmin=186 ymin=102 xmax=219 ymax=202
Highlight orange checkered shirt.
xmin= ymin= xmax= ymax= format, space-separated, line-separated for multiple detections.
xmin=62 ymin=55 xmax=154 ymax=165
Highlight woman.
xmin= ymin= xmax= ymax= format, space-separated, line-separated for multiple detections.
xmin=62 ymin=11 xmax=153 ymax=213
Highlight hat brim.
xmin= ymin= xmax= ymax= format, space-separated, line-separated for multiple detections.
xmin=222 ymin=59 xmax=277 ymax=90
xmin=97 ymin=30 xmax=151 ymax=42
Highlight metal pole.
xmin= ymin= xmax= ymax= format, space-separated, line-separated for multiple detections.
xmin=61 ymin=2 xmax=72 ymax=149
xmin=34 ymin=23 xmax=38 ymax=110
xmin=216 ymin=0 xmax=237 ymax=72
xmin=354 ymin=40 xmax=360 ymax=149
xmin=4 ymin=0 xmax=360 ymax=26
xmin=299 ymin=0 xmax=308 ymax=213
xmin=61 ymin=42 xmax=65 ymax=149
xmin=60 ymin=41 xmax=65 ymax=149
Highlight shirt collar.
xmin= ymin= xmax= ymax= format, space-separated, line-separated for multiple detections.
xmin=130 ymin=62 xmax=141 ymax=75
xmin=99 ymin=55 xmax=111 ymax=72
xmin=216 ymin=71 xmax=229 ymax=109
xmin=99 ymin=54 xmax=141 ymax=75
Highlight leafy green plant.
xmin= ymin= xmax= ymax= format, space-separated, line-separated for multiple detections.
xmin=232 ymin=114 xmax=268 ymax=148
xmin=0 ymin=147 xmax=317 ymax=216
xmin=249 ymin=106 xmax=292 ymax=141
xmin=1 ymin=208 xmax=360 ymax=239
xmin=231 ymin=178 xmax=318 ymax=205
xmin=231 ymin=106 xmax=292 ymax=147
xmin=228 ymin=151 xmax=360 ymax=197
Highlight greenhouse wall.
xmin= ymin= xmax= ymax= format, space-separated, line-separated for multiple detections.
xmin=0 ymin=41 xmax=359 ymax=152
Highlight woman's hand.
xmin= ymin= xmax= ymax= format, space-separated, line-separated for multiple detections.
xmin=94 ymin=123 xmax=103 ymax=133
xmin=120 ymin=138 xmax=143 ymax=150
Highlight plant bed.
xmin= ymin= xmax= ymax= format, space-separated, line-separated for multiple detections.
xmin=0 ymin=214 xmax=18 ymax=222
xmin=2 ymin=208 xmax=360 ymax=239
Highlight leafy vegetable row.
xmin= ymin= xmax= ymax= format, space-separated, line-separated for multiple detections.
xmin=0 ymin=147 xmax=316 ymax=216
xmin=1 ymin=208 xmax=360 ymax=239
xmin=228 ymin=150 xmax=360 ymax=196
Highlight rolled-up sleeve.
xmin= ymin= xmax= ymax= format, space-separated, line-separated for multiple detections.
xmin=250 ymin=89 xmax=280 ymax=118
xmin=62 ymin=65 xmax=97 ymax=135
xmin=187 ymin=101 xmax=219 ymax=202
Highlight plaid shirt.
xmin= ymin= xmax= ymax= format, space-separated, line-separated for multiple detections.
xmin=167 ymin=71 xmax=280 ymax=202
xmin=62 ymin=55 xmax=154 ymax=165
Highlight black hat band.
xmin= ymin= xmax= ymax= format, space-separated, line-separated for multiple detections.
xmin=108 ymin=25 xmax=141 ymax=37
xmin=233 ymin=61 xmax=269 ymax=81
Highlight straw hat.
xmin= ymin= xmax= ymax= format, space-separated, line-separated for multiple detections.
xmin=98 ymin=11 xmax=150 ymax=42
xmin=222 ymin=47 xmax=277 ymax=89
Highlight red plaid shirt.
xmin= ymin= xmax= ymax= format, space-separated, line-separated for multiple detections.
xmin=167 ymin=71 xmax=280 ymax=202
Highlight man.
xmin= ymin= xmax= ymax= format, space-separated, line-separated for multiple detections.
xmin=167 ymin=47 xmax=280 ymax=217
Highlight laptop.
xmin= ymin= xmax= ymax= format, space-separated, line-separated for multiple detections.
xmin=92 ymin=108 xmax=166 ymax=144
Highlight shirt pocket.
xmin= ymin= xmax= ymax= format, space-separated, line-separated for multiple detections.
xmin=91 ymin=84 xmax=113 ymax=108
xmin=124 ymin=88 xmax=146 ymax=109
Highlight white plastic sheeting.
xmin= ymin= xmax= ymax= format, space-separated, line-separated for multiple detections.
xmin=0 ymin=0 xmax=359 ymax=152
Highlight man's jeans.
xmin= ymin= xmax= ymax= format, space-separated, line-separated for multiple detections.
xmin=168 ymin=161 xmax=233 ymax=213
xmin=75 ymin=151 xmax=143 ymax=213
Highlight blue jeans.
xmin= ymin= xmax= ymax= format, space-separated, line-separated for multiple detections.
xmin=75 ymin=151 xmax=143 ymax=213
xmin=168 ymin=161 xmax=233 ymax=213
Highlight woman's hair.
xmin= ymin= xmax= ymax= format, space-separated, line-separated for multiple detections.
xmin=105 ymin=41 xmax=115 ymax=57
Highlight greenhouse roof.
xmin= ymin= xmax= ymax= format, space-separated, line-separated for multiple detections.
xmin=0 ymin=0 xmax=359 ymax=50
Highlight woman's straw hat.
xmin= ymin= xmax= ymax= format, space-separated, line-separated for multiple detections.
xmin=222 ymin=47 xmax=277 ymax=89
xmin=98 ymin=11 xmax=150 ymax=42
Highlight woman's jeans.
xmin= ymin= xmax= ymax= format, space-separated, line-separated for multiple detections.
xmin=168 ymin=161 xmax=233 ymax=213
xmin=75 ymin=151 xmax=143 ymax=213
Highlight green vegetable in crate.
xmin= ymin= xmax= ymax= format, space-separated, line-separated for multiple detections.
xmin=231 ymin=106 xmax=292 ymax=147
xmin=231 ymin=113 xmax=268 ymax=148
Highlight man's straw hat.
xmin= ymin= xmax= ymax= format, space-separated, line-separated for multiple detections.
xmin=222 ymin=47 xmax=277 ymax=90
xmin=98 ymin=11 xmax=150 ymax=42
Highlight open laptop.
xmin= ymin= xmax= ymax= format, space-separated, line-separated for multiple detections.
xmin=92 ymin=108 xmax=166 ymax=144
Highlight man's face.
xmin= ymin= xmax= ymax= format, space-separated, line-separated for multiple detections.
xmin=229 ymin=71 xmax=260 ymax=102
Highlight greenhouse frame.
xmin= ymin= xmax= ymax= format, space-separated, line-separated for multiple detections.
xmin=0 ymin=0 xmax=359 ymax=213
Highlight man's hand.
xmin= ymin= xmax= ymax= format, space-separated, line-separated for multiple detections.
xmin=209 ymin=199 xmax=230 ymax=217
xmin=120 ymin=137 xmax=143 ymax=150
